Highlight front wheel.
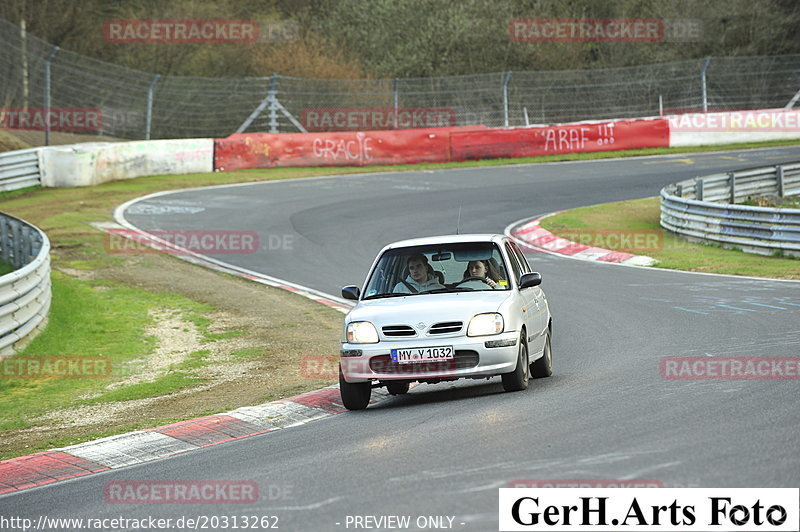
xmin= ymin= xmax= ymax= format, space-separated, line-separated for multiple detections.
xmin=530 ymin=329 xmax=552 ymax=378
xmin=502 ymin=333 xmax=529 ymax=392
xmin=339 ymin=369 xmax=371 ymax=410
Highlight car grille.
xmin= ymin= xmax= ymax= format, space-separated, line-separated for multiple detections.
xmin=382 ymin=325 xmax=416 ymax=337
xmin=428 ymin=321 xmax=462 ymax=334
xmin=369 ymin=350 xmax=479 ymax=374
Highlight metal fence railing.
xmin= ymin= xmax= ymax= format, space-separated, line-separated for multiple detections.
xmin=660 ymin=163 xmax=800 ymax=257
xmin=0 ymin=211 xmax=51 ymax=357
xmin=2 ymin=17 xmax=800 ymax=140
xmin=0 ymin=147 xmax=40 ymax=192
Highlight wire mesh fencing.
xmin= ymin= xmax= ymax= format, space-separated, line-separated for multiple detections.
xmin=1 ymin=17 xmax=799 ymax=141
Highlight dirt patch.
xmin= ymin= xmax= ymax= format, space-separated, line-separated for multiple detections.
xmin=103 ymin=309 xmax=202 ymax=391
xmin=0 ymin=250 xmax=341 ymax=459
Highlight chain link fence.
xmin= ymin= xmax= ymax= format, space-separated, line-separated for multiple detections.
xmin=1 ymin=17 xmax=800 ymax=141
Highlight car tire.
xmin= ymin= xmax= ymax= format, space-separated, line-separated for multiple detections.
xmin=502 ymin=332 xmax=529 ymax=392
xmin=530 ymin=328 xmax=553 ymax=378
xmin=339 ymin=368 xmax=371 ymax=410
xmin=386 ymin=382 xmax=410 ymax=395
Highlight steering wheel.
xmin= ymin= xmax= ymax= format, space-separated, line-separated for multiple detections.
xmin=454 ymin=276 xmax=492 ymax=287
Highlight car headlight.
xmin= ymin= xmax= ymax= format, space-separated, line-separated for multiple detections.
xmin=346 ymin=321 xmax=379 ymax=344
xmin=467 ymin=313 xmax=504 ymax=337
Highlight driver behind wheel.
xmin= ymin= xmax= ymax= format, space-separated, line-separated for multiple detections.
xmin=392 ymin=253 xmax=446 ymax=294
xmin=462 ymin=260 xmax=503 ymax=288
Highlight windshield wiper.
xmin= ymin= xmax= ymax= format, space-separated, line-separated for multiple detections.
xmin=362 ymin=292 xmax=409 ymax=300
xmin=419 ymin=287 xmax=473 ymax=294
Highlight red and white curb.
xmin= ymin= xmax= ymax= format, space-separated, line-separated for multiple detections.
xmin=509 ymin=212 xmax=657 ymax=266
xmin=0 ymin=386 xmax=390 ymax=495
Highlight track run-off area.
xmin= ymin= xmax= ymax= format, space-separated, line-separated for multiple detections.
xmin=4 ymin=146 xmax=800 ymax=531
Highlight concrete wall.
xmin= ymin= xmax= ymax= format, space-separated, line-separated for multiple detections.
xmin=40 ymin=139 xmax=214 ymax=187
xmin=668 ymin=108 xmax=800 ymax=147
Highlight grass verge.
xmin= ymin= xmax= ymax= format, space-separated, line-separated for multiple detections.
xmin=539 ymin=197 xmax=800 ymax=279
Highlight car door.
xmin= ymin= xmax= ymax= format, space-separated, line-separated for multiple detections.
xmin=503 ymin=241 xmax=540 ymax=352
xmin=507 ymin=241 xmax=547 ymax=354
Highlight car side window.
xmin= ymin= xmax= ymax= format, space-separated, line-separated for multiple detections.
xmin=510 ymin=242 xmax=532 ymax=274
xmin=504 ymin=243 xmax=523 ymax=284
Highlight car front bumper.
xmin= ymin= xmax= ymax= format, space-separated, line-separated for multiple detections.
xmin=340 ymin=331 xmax=520 ymax=383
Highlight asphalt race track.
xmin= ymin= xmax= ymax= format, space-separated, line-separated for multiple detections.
xmin=5 ymin=147 xmax=800 ymax=530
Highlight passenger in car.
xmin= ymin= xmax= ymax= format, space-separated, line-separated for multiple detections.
xmin=463 ymin=259 xmax=503 ymax=288
xmin=392 ymin=253 xmax=446 ymax=294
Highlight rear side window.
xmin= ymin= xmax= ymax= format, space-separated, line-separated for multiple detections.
xmin=510 ymin=241 xmax=532 ymax=274
xmin=504 ymin=242 xmax=523 ymax=283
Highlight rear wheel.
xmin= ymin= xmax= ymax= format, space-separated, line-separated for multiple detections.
xmin=386 ymin=382 xmax=410 ymax=395
xmin=502 ymin=332 xmax=529 ymax=392
xmin=531 ymin=329 xmax=553 ymax=378
xmin=339 ymin=369 xmax=371 ymax=410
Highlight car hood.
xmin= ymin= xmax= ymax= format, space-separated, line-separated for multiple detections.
xmin=348 ymin=291 xmax=513 ymax=327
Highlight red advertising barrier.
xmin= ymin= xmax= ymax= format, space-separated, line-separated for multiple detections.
xmin=215 ymin=127 xmax=485 ymax=171
xmin=450 ymin=118 xmax=669 ymax=161
xmin=213 ymin=120 xmax=667 ymax=171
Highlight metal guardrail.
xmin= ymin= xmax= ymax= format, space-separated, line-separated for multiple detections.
xmin=0 ymin=148 xmax=42 ymax=192
xmin=660 ymin=162 xmax=800 ymax=257
xmin=0 ymin=212 xmax=51 ymax=357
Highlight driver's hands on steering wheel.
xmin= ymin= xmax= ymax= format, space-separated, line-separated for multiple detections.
xmin=456 ymin=276 xmax=497 ymax=288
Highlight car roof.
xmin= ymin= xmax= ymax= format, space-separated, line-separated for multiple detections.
xmin=383 ymin=234 xmax=507 ymax=250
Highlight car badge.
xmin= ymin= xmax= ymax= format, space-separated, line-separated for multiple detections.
xmin=417 ymin=322 xmax=426 ymax=330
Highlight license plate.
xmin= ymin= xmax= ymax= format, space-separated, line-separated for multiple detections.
xmin=390 ymin=346 xmax=454 ymax=364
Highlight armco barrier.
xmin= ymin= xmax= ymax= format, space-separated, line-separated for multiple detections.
xmin=660 ymin=162 xmax=800 ymax=257
xmin=39 ymin=139 xmax=214 ymax=187
xmin=214 ymin=127 xmax=485 ymax=171
xmin=0 ymin=212 xmax=51 ymax=357
xmin=451 ymin=118 xmax=669 ymax=161
xmin=0 ymin=148 xmax=41 ymax=192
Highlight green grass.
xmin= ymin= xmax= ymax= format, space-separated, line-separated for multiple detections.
xmin=0 ymin=272 xmax=216 ymax=431
xmin=230 ymin=347 xmax=265 ymax=360
xmin=540 ymin=197 xmax=800 ymax=279
xmin=739 ymin=196 xmax=800 ymax=209
xmin=79 ymin=372 xmax=205 ymax=405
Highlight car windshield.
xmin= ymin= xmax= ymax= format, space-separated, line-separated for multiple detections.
xmin=362 ymin=242 xmax=510 ymax=299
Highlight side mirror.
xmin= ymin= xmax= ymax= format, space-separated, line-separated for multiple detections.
xmin=341 ymin=285 xmax=361 ymax=301
xmin=519 ymin=272 xmax=542 ymax=289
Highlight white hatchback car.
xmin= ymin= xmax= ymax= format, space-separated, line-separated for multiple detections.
xmin=339 ymin=234 xmax=552 ymax=410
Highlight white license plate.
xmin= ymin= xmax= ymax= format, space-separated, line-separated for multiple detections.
xmin=390 ymin=346 xmax=454 ymax=364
